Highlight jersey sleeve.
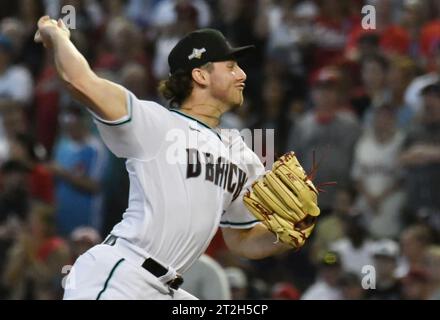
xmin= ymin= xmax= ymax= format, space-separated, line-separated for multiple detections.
xmin=220 ymin=137 xmax=265 ymax=229
xmin=90 ymin=90 xmax=172 ymax=160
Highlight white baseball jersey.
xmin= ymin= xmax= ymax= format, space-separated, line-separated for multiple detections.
xmin=93 ymin=90 xmax=264 ymax=274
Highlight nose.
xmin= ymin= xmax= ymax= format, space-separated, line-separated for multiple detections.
xmin=236 ymin=65 xmax=247 ymax=82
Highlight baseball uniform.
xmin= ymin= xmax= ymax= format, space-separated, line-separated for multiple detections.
xmin=63 ymin=89 xmax=264 ymax=299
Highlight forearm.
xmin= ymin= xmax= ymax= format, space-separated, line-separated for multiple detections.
xmin=37 ymin=17 xmax=127 ymax=120
xmin=222 ymin=224 xmax=291 ymax=260
xmin=50 ymin=32 xmax=95 ymax=87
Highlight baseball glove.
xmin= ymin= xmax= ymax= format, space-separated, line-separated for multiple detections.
xmin=243 ymin=151 xmax=320 ymax=249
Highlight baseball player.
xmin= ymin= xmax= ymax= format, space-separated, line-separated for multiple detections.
xmin=35 ymin=16 xmax=317 ymax=300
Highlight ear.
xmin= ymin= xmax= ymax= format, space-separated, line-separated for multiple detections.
xmin=191 ymin=68 xmax=210 ymax=87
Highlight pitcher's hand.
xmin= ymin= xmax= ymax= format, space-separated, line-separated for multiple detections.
xmin=34 ymin=16 xmax=71 ymax=49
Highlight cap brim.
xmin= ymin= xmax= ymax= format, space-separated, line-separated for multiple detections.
xmin=222 ymin=45 xmax=255 ymax=61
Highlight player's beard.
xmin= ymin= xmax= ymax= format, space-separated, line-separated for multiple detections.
xmin=210 ymin=82 xmax=244 ymax=111
xmin=229 ymin=87 xmax=244 ymax=109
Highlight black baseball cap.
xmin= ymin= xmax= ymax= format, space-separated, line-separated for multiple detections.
xmin=168 ymin=28 xmax=254 ymax=75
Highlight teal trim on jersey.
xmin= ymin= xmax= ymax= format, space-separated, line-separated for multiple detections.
xmin=96 ymin=258 xmax=125 ymax=300
xmin=220 ymin=219 xmax=260 ymax=227
xmin=170 ymin=109 xmax=222 ymax=141
xmin=93 ymin=93 xmax=133 ymax=126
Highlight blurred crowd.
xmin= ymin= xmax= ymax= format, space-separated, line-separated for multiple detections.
xmin=0 ymin=0 xmax=439 ymax=300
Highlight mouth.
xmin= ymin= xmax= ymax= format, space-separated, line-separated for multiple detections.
xmin=236 ymin=83 xmax=246 ymax=90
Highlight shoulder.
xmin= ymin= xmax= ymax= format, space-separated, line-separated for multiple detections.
xmin=128 ymin=92 xmax=169 ymax=112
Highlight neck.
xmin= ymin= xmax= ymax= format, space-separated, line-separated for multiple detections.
xmin=180 ymin=98 xmax=228 ymax=128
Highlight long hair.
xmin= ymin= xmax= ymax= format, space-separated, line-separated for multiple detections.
xmin=158 ymin=70 xmax=194 ymax=108
xmin=158 ymin=63 xmax=213 ymax=107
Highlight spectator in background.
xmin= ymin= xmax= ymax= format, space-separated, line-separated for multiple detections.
xmin=351 ymin=54 xmax=390 ymax=120
xmin=225 ymin=267 xmax=249 ymax=300
xmin=0 ymin=33 xmax=33 ymax=164
xmin=271 ymin=281 xmax=301 ymax=300
xmin=0 ymin=105 xmax=28 ymax=163
xmin=330 ymin=212 xmax=376 ymax=276
xmin=95 ymin=17 xmax=151 ymax=84
xmin=266 ymin=0 xmax=317 ymax=95
xmin=400 ymin=82 xmax=440 ymax=225
xmin=337 ymin=272 xmax=365 ymax=300
xmin=390 ymin=0 xmax=421 ymax=57
xmin=120 ymin=62 xmax=154 ymax=101
xmin=0 ymin=33 xmax=33 ymax=110
xmin=346 ymin=32 xmax=381 ymax=64
xmin=252 ymin=74 xmax=288 ymax=155
xmin=125 ymin=0 xmax=158 ymax=28
xmin=424 ymin=245 xmax=440 ymax=300
xmin=397 ymin=224 xmax=433 ymax=278
xmin=69 ymin=226 xmax=101 ymax=262
xmin=0 ymin=160 xmax=31 ymax=224
xmin=182 ymin=254 xmax=231 ymax=300
xmin=151 ymin=0 xmax=211 ymax=30
xmin=311 ymin=0 xmax=359 ymax=72
xmin=301 ymin=251 xmax=342 ymax=300
xmin=404 ymin=43 xmax=440 ymax=114
xmin=152 ymin=0 xmax=200 ymax=81
xmin=0 ymin=18 xmax=27 ymax=62
xmin=352 ymin=105 xmax=406 ymax=239
xmin=8 ymin=133 xmax=54 ymax=204
xmin=385 ymin=55 xmax=418 ymax=130
xmin=310 ymin=187 xmax=356 ymax=264
xmin=2 ymin=203 xmax=70 ymax=300
xmin=13 ymin=0 xmax=45 ymax=77
xmin=51 ymin=107 xmax=107 ymax=236
xmin=367 ymin=239 xmax=402 ymax=300
xmin=33 ymin=51 xmax=61 ymax=156
xmin=401 ymin=268 xmax=430 ymax=300
xmin=0 ymin=160 xmax=31 ymax=298
xmin=287 ymin=67 xmax=360 ymax=212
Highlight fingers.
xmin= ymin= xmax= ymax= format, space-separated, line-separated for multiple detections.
xmin=58 ymin=18 xmax=66 ymax=29
xmin=58 ymin=18 xmax=71 ymax=37
xmin=35 ymin=16 xmax=70 ymax=45
xmin=37 ymin=15 xmax=51 ymax=28
xmin=34 ymin=30 xmax=41 ymax=43
xmin=37 ymin=15 xmax=57 ymax=29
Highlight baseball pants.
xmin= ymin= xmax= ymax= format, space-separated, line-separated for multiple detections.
xmin=63 ymin=243 xmax=197 ymax=300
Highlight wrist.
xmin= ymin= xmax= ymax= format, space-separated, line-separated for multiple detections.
xmin=50 ymin=29 xmax=70 ymax=45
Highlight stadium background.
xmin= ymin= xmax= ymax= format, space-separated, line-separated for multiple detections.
xmin=0 ymin=0 xmax=439 ymax=300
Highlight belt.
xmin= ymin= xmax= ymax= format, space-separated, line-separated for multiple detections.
xmin=103 ymin=235 xmax=184 ymax=290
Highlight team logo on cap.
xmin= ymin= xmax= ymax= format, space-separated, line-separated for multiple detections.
xmin=188 ymin=48 xmax=206 ymax=60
